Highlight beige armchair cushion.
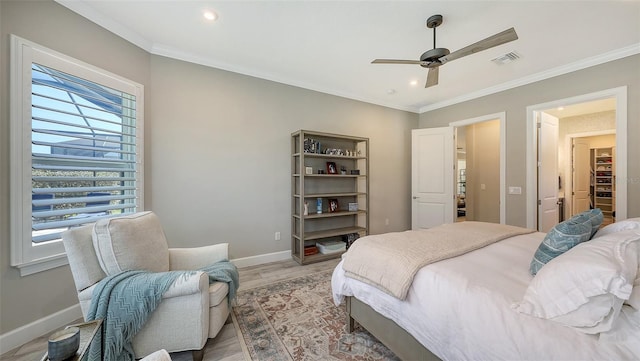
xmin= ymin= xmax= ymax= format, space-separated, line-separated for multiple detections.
xmin=63 ymin=225 xmax=107 ymax=292
xmin=208 ymin=282 xmax=229 ymax=307
xmin=92 ymin=211 xmax=170 ymax=275
xmin=169 ymin=243 xmax=229 ymax=270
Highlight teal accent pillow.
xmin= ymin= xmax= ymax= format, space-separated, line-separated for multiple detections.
xmin=569 ymin=208 xmax=603 ymax=238
xmin=530 ymin=217 xmax=592 ymax=275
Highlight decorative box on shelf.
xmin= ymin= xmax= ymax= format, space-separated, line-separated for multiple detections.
xmin=316 ymin=240 xmax=346 ymax=254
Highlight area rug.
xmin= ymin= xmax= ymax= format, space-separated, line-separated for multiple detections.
xmin=232 ymin=271 xmax=399 ymax=361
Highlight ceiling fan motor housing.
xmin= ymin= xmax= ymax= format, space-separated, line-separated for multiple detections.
xmin=420 ymin=48 xmax=450 ymax=67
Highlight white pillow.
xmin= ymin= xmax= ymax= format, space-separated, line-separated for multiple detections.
xmin=92 ymin=211 xmax=170 ymax=275
xmin=592 ymin=218 xmax=640 ymax=239
xmin=628 ymin=284 xmax=640 ymax=310
xmin=514 ymin=229 xmax=640 ymax=334
xmin=595 ymin=218 xmax=640 ymax=312
xmin=599 ymin=305 xmax=640 ymax=342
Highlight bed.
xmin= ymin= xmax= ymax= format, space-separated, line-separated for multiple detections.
xmin=332 ymin=218 xmax=640 ymax=360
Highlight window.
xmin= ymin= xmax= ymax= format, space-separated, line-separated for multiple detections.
xmin=10 ymin=35 xmax=144 ymax=276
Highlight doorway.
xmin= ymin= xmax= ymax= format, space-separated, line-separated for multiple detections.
xmin=411 ymin=112 xmax=505 ymax=229
xmin=526 ymin=87 xmax=628 ymax=230
xmin=566 ymin=131 xmax=616 ymax=218
xmin=451 ymin=112 xmax=505 ymax=224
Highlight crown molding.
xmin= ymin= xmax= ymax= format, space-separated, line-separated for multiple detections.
xmin=57 ymin=0 xmax=419 ymax=113
xmin=56 ymin=0 xmax=154 ymax=52
xmin=418 ymin=43 xmax=640 ymax=113
xmin=150 ymin=44 xmax=420 ymax=113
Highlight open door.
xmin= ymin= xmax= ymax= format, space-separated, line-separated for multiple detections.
xmin=538 ymin=112 xmax=559 ymax=232
xmin=571 ymin=137 xmax=591 ymax=215
xmin=527 ymin=88 xmax=627 ymax=230
xmin=412 ymin=127 xmax=454 ymax=229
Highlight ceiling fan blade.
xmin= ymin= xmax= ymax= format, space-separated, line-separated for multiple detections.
xmin=440 ymin=27 xmax=518 ymax=64
xmin=425 ymin=67 xmax=439 ymax=88
xmin=372 ymin=59 xmax=426 ymax=65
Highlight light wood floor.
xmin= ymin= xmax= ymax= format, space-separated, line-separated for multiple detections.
xmin=0 ymin=258 xmax=340 ymax=361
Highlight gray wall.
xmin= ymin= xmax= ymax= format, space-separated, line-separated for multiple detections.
xmin=419 ymin=54 xmax=640 ymax=226
xmin=148 ymin=56 xmax=415 ymax=259
xmin=0 ymin=0 xmax=416 ymax=335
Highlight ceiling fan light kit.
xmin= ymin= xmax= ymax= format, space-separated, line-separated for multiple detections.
xmin=372 ymin=14 xmax=518 ymax=88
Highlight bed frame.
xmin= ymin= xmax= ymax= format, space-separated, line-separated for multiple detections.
xmin=346 ymin=296 xmax=441 ymax=361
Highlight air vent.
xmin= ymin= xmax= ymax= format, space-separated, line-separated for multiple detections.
xmin=491 ymin=51 xmax=520 ymax=65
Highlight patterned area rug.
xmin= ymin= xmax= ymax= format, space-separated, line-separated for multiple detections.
xmin=232 ymin=271 xmax=399 ymax=361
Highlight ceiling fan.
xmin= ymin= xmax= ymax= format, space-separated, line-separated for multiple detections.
xmin=372 ymin=15 xmax=518 ymax=88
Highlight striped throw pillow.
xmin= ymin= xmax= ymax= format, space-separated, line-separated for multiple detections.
xmin=570 ymin=208 xmax=604 ymax=238
xmin=530 ymin=217 xmax=592 ymax=275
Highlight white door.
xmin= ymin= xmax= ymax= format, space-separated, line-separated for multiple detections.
xmin=572 ymin=137 xmax=591 ymax=215
xmin=538 ymin=112 xmax=559 ymax=232
xmin=412 ymin=127 xmax=454 ymax=229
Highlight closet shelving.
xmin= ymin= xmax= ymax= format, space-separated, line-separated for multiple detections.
xmin=592 ymin=147 xmax=615 ymax=225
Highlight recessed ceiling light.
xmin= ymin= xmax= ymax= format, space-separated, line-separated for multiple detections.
xmin=410 ymin=80 xmax=418 ymax=86
xmin=203 ymin=10 xmax=218 ymax=21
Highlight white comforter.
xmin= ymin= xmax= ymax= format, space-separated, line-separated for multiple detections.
xmin=332 ymin=232 xmax=640 ymax=360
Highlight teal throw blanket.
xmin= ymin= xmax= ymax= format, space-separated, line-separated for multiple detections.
xmin=87 ymin=260 xmax=239 ymax=361
xmin=199 ymin=261 xmax=239 ymax=305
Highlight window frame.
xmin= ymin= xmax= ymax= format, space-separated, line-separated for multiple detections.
xmin=10 ymin=35 xmax=145 ymax=276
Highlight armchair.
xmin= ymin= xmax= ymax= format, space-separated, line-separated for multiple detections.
xmin=62 ymin=211 xmax=231 ymax=360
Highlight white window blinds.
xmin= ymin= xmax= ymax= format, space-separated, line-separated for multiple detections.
xmin=31 ymin=63 xmax=138 ymax=243
xmin=11 ymin=35 xmax=144 ymax=275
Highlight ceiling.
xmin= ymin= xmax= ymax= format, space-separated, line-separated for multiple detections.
xmin=543 ymin=98 xmax=616 ymax=118
xmin=56 ymin=1 xmax=640 ymax=114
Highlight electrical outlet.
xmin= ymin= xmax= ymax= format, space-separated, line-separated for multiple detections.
xmin=275 ymin=232 xmax=281 ymax=241
xmin=385 ymin=218 xmax=390 ymax=226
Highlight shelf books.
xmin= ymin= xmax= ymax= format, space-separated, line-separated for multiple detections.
xmin=304 ymin=245 xmax=318 ymax=256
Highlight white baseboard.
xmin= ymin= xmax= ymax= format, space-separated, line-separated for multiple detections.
xmin=230 ymin=250 xmax=291 ymax=269
xmin=0 ymin=303 xmax=82 ymax=355
xmin=0 ymin=250 xmax=292 ymax=354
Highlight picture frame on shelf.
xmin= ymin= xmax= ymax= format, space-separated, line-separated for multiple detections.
xmin=328 ymin=198 xmax=339 ymax=213
xmin=326 ymin=162 xmax=337 ymax=174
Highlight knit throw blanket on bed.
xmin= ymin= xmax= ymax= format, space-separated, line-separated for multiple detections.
xmin=342 ymin=221 xmax=534 ymax=300
xmin=87 ymin=261 xmax=239 ymax=361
